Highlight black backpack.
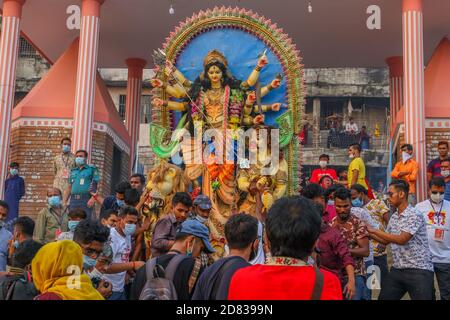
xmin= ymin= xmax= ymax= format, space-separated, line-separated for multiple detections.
xmin=0 ymin=272 xmax=38 ymax=300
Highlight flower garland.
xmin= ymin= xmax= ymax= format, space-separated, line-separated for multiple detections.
xmin=428 ymin=210 xmax=446 ymax=226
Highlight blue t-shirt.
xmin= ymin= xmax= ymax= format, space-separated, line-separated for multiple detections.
xmin=69 ymin=165 xmax=99 ymax=195
xmin=0 ymin=226 xmax=12 ymax=271
xmin=445 ymin=180 xmax=450 ymax=202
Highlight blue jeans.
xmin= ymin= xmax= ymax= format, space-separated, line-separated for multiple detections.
xmin=108 ymin=291 xmax=126 ymax=300
xmin=352 ymin=275 xmax=367 ymax=300
xmin=363 ymin=260 xmax=374 ymax=300
xmin=69 ymin=193 xmax=94 ymax=220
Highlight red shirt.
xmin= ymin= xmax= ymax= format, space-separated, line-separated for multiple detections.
xmin=310 ymin=168 xmax=338 ymax=183
xmin=227 ymin=264 xmax=343 ymax=300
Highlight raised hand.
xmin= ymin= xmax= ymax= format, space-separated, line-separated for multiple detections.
xmin=253 ymin=114 xmax=265 ymax=125
xmin=271 ymin=103 xmax=282 ymax=112
xmin=150 ymin=78 xmax=164 ymax=88
xmin=152 ymin=98 xmax=166 ymax=108
xmin=246 ymin=91 xmax=256 ymax=105
xmin=271 ymin=78 xmax=281 ymax=89
xmin=257 ymin=54 xmax=268 ymax=68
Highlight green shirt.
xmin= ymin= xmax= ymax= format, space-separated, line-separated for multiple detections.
xmin=69 ymin=165 xmax=100 ymax=195
xmin=33 ymin=206 xmax=69 ymax=244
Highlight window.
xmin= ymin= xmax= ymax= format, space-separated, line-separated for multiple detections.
xmin=119 ymin=95 xmax=126 ymax=121
xmin=141 ymin=95 xmax=152 ymax=123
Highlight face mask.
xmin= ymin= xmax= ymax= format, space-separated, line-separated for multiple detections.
xmin=48 ymin=195 xmax=61 ymax=207
xmin=68 ymin=220 xmax=80 ymax=232
xmin=349 ymin=154 xmax=355 ymax=159
xmin=402 ymin=151 xmax=411 ymax=163
xmin=430 ymin=193 xmax=445 ymax=204
xmin=352 ymin=198 xmax=363 ymax=207
xmin=75 ymin=157 xmax=85 ymax=166
xmin=441 ymin=170 xmax=450 ymax=178
xmin=10 ymin=168 xmax=18 ymax=176
xmin=124 ymin=223 xmax=136 ymax=236
xmin=319 ymin=161 xmax=328 ymax=169
xmin=116 ymin=199 xmax=125 ymax=208
xmin=87 ymin=267 xmax=104 ymax=280
xmin=62 ymin=145 xmax=71 ymax=153
xmin=83 ymin=255 xmax=97 ymax=270
xmin=327 ymin=200 xmax=335 ymax=206
xmin=13 ymin=240 xmax=20 ymax=249
xmin=195 ymin=215 xmax=207 ymax=224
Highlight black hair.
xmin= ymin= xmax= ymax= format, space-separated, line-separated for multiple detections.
xmin=130 ymin=173 xmax=146 ymax=184
xmin=124 ymin=188 xmax=140 ymax=206
xmin=68 ymin=208 xmax=87 ymax=220
xmin=266 ymin=196 xmax=322 ymax=260
xmin=60 ymin=137 xmax=71 ymax=144
xmin=389 ymin=179 xmax=410 ymax=196
xmin=318 ymin=175 xmax=333 ymax=184
xmin=334 ymin=188 xmax=352 ymax=201
xmin=100 ymin=209 xmax=118 ymax=221
xmin=75 ymin=149 xmax=88 ymax=158
xmin=118 ymin=205 xmax=139 ymax=218
xmin=324 ymin=184 xmax=345 ymax=199
xmin=349 ymin=143 xmax=361 ymax=152
xmin=401 ymin=144 xmax=413 ymax=152
xmin=9 ymin=162 xmax=19 ymax=168
xmin=438 ymin=141 xmax=449 ymax=148
xmin=302 ymin=183 xmax=324 ymax=200
xmin=115 ymin=181 xmax=131 ymax=194
xmin=319 ymin=154 xmax=330 ymax=161
xmin=172 ymin=192 xmax=193 ymax=207
xmin=175 ymin=232 xmax=192 ymax=242
xmin=350 ymin=184 xmax=368 ymax=195
xmin=73 ymin=219 xmax=110 ymax=245
xmin=0 ymin=200 xmax=9 ymax=211
xmin=430 ymin=176 xmax=446 ymax=189
xmin=12 ymin=240 xmax=43 ymax=269
xmin=224 ymin=213 xmax=258 ymax=250
xmin=337 ymin=168 xmax=348 ymax=175
xmin=14 ymin=217 xmax=35 ymax=238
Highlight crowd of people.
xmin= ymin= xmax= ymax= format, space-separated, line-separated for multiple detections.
xmin=0 ymin=137 xmax=449 ymax=300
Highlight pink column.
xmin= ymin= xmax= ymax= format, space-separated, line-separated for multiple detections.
xmin=125 ymin=58 xmax=146 ymax=171
xmin=72 ymin=0 xmax=104 ymax=157
xmin=402 ymin=0 xmax=426 ymax=201
xmin=0 ymin=0 xmax=26 ymax=199
xmin=386 ymin=56 xmax=404 ymax=136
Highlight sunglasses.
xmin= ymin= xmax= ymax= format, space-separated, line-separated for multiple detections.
xmin=431 ymin=191 xmax=445 ymax=195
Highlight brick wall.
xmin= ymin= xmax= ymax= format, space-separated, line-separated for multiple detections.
xmin=9 ymin=126 xmax=130 ymax=220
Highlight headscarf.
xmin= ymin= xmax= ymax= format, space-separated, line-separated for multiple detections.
xmin=31 ymin=240 xmax=104 ymax=300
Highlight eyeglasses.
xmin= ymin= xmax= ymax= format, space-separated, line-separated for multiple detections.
xmin=431 ymin=191 xmax=445 ymax=195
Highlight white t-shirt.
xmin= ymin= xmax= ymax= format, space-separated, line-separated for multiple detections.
xmin=346 ymin=122 xmax=359 ymax=133
xmin=104 ymin=227 xmax=131 ymax=292
xmin=249 ymin=221 xmax=265 ymax=265
xmin=415 ymin=200 xmax=450 ymax=264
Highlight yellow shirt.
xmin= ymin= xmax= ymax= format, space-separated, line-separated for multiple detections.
xmin=348 ymin=157 xmax=368 ymax=189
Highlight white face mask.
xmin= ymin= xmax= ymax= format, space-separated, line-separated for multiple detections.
xmin=402 ymin=151 xmax=412 ymax=163
xmin=319 ymin=161 xmax=328 ymax=169
xmin=441 ymin=170 xmax=450 ymax=178
xmin=430 ymin=193 xmax=445 ymax=204
xmin=349 ymin=154 xmax=355 ymax=159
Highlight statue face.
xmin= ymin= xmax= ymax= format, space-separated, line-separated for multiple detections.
xmin=207 ymin=65 xmax=223 ymax=85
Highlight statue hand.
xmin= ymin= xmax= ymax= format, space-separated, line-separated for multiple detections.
xmin=271 ymin=103 xmax=282 ymax=112
xmin=271 ymin=78 xmax=281 ymax=89
xmin=257 ymin=54 xmax=268 ymax=68
xmin=253 ymin=114 xmax=265 ymax=125
xmin=152 ymin=98 xmax=166 ymax=108
xmin=150 ymin=78 xmax=164 ymax=88
xmin=164 ymin=61 xmax=175 ymax=76
xmin=246 ymin=91 xmax=256 ymax=105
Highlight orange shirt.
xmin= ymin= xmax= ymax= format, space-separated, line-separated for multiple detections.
xmin=391 ymin=159 xmax=419 ymax=194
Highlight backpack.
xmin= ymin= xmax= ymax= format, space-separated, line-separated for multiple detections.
xmin=139 ymin=254 xmax=188 ymax=300
xmin=0 ymin=272 xmax=38 ymax=300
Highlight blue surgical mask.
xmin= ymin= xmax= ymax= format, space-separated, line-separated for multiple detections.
xmin=327 ymin=200 xmax=335 ymax=206
xmin=124 ymin=223 xmax=136 ymax=236
xmin=13 ymin=240 xmax=20 ymax=249
xmin=116 ymin=199 xmax=125 ymax=208
xmin=48 ymin=195 xmax=61 ymax=207
xmin=62 ymin=145 xmax=71 ymax=153
xmin=68 ymin=220 xmax=80 ymax=232
xmin=75 ymin=157 xmax=85 ymax=166
xmin=195 ymin=215 xmax=207 ymax=224
xmin=352 ymin=198 xmax=363 ymax=208
xmin=83 ymin=255 xmax=97 ymax=270
xmin=10 ymin=168 xmax=18 ymax=176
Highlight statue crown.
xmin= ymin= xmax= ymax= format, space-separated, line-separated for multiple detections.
xmin=204 ymin=50 xmax=228 ymax=68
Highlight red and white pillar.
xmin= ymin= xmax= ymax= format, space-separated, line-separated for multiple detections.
xmin=125 ymin=58 xmax=146 ymax=171
xmin=386 ymin=56 xmax=404 ymax=136
xmin=402 ymin=0 xmax=426 ymax=201
xmin=0 ymin=0 xmax=26 ymax=199
xmin=72 ymin=0 xmax=104 ymax=157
